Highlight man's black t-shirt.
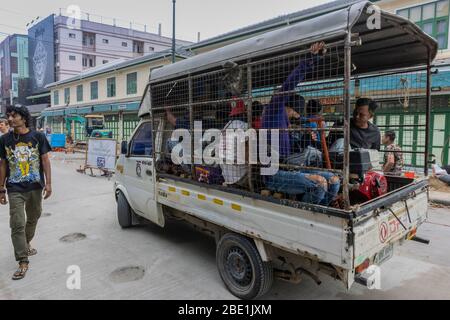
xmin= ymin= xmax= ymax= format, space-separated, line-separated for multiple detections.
xmin=328 ymin=119 xmax=381 ymax=150
xmin=0 ymin=130 xmax=52 ymax=193
xmin=350 ymin=120 xmax=381 ymax=150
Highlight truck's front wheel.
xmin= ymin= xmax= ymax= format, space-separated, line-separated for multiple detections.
xmin=216 ymin=233 xmax=273 ymax=300
xmin=117 ymin=191 xmax=132 ymax=228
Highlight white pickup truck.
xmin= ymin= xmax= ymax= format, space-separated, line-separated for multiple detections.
xmin=114 ymin=1 xmax=434 ymax=299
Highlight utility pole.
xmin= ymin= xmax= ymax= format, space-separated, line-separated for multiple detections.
xmin=172 ymin=0 xmax=176 ymax=63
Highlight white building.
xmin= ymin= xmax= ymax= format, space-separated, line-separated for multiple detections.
xmin=53 ymin=15 xmax=192 ymax=82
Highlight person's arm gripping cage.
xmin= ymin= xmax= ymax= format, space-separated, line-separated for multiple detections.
xmin=262 ymin=42 xmax=327 ymax=158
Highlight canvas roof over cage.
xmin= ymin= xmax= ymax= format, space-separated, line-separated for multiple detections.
xmin=149 ymin=1 xmax=437 ymax=84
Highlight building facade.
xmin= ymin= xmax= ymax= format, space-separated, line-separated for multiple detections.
xmin=18 ymin=12 xmax=192 ymax=127
xmin=44 ymin=50 xmax=188 ymax=142
xmin=374 ymin=0 xmax=450 ymax=166
xmin=52 ymin=15 xmax=191 ymax=82
xmin=0 ymin=34 xmax=29 ymax=112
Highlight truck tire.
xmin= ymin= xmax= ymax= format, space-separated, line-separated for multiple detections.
xmin=216 ymin=233 xmax=273 ymax=300
xmin=117 ymin=191 xmax=133 ymax=228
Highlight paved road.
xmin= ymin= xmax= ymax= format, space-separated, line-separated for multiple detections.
xmin=1 ymin=154 xmax=450 ymax=300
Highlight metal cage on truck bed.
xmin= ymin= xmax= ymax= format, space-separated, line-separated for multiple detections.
xmin=143 ymin=1 xmax=437 ymax=216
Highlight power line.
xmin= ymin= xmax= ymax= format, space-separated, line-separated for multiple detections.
xmin=0 ymin=23 xmax=26 ymax=32
xmin=0 ymin=8 xmax=36 ymax=19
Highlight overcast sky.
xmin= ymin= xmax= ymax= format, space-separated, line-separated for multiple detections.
xmin=0 ymin=0 xmax=330 ymax=43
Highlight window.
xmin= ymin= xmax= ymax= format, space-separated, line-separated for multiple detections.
xmin=107 ymin=77 xmax=116 ymax=97
xmin=69 ymin=33 xmax=76 ymax=39
xmin=397 ymin=0 xmax=449 ymax=49
xmin=103 ymin=39 xmax=109 ymax=44
xmin=77 ymin=85 xmax=83 ymax=102
xmin=64 ymin=88 xmax=70 ymax=104
xmin=69 ymin=55 xmax=76 ymax=61
xmin=83 ymin=55 xmax=95 ymax=68
xmin=54 ymin=90 xmax=59 ymax=105
xmin=149 ymin=46 xmax=154 ymax=52
xmin=122 ymin=42 xmax=128 ymax=47
xmin=90 ymin=81 xmax=98 ymax=100
xmin=130 ymin=122 xmax=152 ymax=156
xmin=103 ymin=60 xmax=109 ymax=64
xmin=133 ymin=41 xmax=144 ymax=54
xmin=127 ymin=72 xmax=137 ymax=95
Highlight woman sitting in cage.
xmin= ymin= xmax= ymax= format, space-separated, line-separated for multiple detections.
xmin=261 ymin=41 xmax=341 ymax=206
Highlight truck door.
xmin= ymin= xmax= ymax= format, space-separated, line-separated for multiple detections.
xmin=123 ymin=121 xmax=159 ymax=223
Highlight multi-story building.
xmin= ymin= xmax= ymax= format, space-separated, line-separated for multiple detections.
xmin=376 ymin=0 xmax=450 ymax=58
xmin=52 ymin=14 xmax=191 ymax=82
xmin=0 ymin=34 xmax=29 ymax=112
xmin=373 ymin=0 xmax=450 ymax=166
xmin=43 ymin=49 xmax=189 ymax=141
xmin=27 ymin=13 xmax=191 ymax=95
xmin=18 ymin=12 xmax=192 ymax=127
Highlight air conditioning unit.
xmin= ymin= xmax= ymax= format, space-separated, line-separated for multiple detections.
xmin=56 ymin=62 xmax=61 ymax=67
xmin=55 ymin=39 xmax=60 ymax=44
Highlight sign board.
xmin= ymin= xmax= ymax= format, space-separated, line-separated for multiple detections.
xmin=86 ymin=138 xmax=117 ymax=170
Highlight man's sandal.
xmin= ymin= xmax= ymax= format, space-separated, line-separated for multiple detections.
xmin=12 ymin=262 xmax=29 ymax=280
xmin=27 ymin=247 xmax=37 ymax=256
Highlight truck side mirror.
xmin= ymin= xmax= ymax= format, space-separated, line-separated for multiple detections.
xmin=121 ymin=141 xmax=128 ymax=155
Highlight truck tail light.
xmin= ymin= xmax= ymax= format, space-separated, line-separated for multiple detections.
xmin=407 ymin=228 xmax=417 ymax=240
xmin=355 ymin=258 xmax=370 ymax=274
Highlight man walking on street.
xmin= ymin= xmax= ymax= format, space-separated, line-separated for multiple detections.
xmin=0 ymin=105 xmax=52 ymax=280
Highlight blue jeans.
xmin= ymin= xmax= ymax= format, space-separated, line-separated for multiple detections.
xmin=265 ymin=170 xmax=340 ymax=206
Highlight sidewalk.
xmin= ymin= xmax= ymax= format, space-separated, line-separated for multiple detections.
xmin=429 ymin=190 xmax=450 ymax=206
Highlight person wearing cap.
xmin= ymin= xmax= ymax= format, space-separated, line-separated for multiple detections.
xmin=260 ymin=42 xmax=340 ymax=206
xmin=220 ymin=61 xmax=262 ymax=187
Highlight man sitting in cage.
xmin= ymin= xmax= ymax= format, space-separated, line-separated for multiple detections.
xmin=328 ymin=98 xmax=381 ymax=151
xmin=220 ymin=99 xmax=264 ymax=188
xmin=219 ymin=60 xmax=264 ymax=187
xmin=290 ymin=98 xmax=324 ymax=153
xmin=260 ymin=41 xmax=341 ymax=206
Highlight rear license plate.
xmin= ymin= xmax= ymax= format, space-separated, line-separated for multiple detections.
xmin=374 ymin=244 xmax=394 ymax=265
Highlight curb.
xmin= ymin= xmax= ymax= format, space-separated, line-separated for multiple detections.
xmin=429 ymin=197 xmax=450 ymax=206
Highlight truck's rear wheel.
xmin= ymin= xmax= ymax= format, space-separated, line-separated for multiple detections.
xmin=216 ymin=233 xmax=273 ymax=300
xmin=117 ymin=191 xmax=132 ymax=228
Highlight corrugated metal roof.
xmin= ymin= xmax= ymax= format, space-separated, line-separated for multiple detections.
xmin=45 ymin=48 xmax=191 ymax=88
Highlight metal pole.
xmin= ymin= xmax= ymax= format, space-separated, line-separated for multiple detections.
xmin=425 ymin=50 xmax=432 ymax=177
xmin=247 ymin=62 xmax=254 ymax=193
xmin=189 ymin=77 xmax=195 ymax=179
xmin=343 ymin=32 xmax=352 ymax=210
xmin=172 ymin=0 xmax=176 ymax=64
